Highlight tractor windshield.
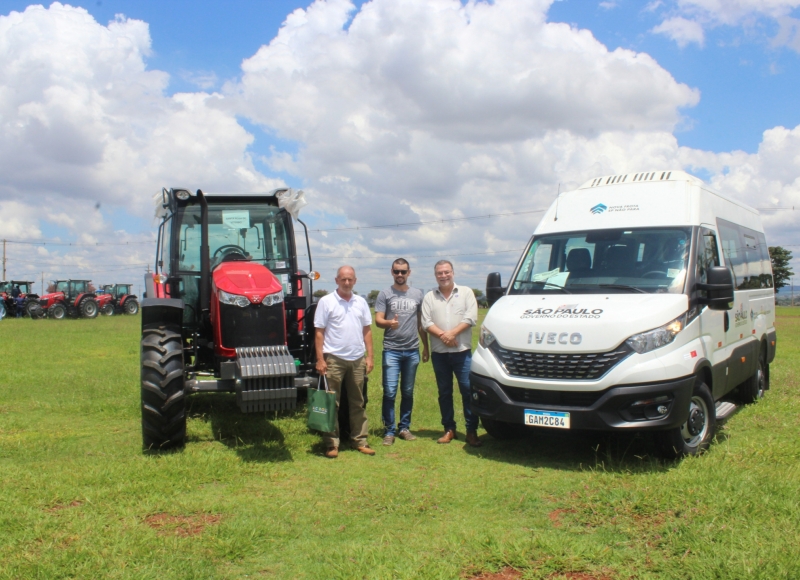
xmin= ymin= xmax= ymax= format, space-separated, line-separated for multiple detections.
xmin=175 ymin=203 xmax=292 ymax=273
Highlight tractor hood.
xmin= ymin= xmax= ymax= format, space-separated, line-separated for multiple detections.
xmin=39 ymin=291 xmax=64 ymax=301
xmin=212 ymin=262 xmax=283 ymax=305
xmin=483 ymin=293 xmax=689 ymax=352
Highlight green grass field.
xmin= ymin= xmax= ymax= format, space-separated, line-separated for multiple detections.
xmin=1 ymin=310 xmax=799 ymax=579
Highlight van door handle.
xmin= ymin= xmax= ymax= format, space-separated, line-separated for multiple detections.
xmin=724 ymin=311 xmax=729 ymax=333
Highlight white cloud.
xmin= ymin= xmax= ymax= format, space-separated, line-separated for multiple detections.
xmin=652 ymin=16 xmax=706 ymax=46
xmin=653 ymin=0 xmax=800 ymax=50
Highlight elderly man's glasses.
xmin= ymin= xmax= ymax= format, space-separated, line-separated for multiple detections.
xmin=392 ymin=269 xmax=408 ymax=275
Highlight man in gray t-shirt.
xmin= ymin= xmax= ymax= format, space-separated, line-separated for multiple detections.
xmin=375 ymin=258 xmax=429 ymax=445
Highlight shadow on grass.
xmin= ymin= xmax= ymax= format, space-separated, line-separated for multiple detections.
xmin=186 ymin=393 xmax=299 ymax=463
xmin=457 ymin=426 xmax=681 ymax=473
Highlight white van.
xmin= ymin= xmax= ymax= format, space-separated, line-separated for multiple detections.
xmin=473 ymin=170 xmax=777 ymax=457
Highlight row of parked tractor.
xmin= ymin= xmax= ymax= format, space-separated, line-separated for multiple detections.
xmin=0 ymin=280 xmax=139 ymax=320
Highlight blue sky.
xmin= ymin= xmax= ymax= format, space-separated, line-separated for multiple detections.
xmin=1 ymin=0 xmax=799 ymax=291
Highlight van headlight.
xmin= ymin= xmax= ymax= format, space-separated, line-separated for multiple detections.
xmin=479 ymin=325 xmax=496 ymax=348
xmin=219 ymin=289 xmax=250 ymax=308
xmin=625 ymin=308 xmax=698 ymax=354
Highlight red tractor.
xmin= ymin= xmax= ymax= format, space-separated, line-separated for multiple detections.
xmin=98 ymin=284 xmax=139 ymax=316
xmin=38 ymin=280 xmax=100 ymax=319
xmin=0 ymin=280 xmax=41 ymax=317
xmin=141 ymin=187 xmax=320 ymax=449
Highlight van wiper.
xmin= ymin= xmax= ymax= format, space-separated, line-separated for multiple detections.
xmin=597 ymin=284 xmax=648 ymax=294
xmin=528 ymin=281 xmax=572 ymax=294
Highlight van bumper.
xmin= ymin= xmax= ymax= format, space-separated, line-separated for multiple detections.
xmin=469 ymin=372 xmax=696 ymax=431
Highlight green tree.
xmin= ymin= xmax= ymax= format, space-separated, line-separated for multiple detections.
xmin=367 ymin=289 xmax=380 ymax=306
xmin=769 ymin=246 xmax=794 ymax=293
xmin=312 ymin=289 xmax=328 ymax=298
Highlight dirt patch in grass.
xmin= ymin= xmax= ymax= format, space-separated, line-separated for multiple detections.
xmin=467 ymin=567 xmax=523 ymax=579
xmin=144 ymin=512 xmax=222 ymax=537
xmin=548 ymin=508 xmax=576 ymax=527
xmin=46 ymin=501 xmax=83 ymax=513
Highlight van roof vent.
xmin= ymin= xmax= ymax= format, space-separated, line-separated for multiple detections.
xmin=579 ymin=170 xmax=697 ymax=190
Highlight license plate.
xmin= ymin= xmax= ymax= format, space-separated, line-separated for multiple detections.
xmin=524 ymin=409 xmax=570 ymax=429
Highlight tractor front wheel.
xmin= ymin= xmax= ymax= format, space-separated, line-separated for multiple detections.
xmin=124 ymin=299 xmax=140 ymax=315
xmin=49 ymin=303 xmax=67 ymax=319
xmin=141 ymin=324 xmax=186 ymax=450
xmin=80 ymin=298 xmax=99 ymax=319
xmin=100 ymin=303 xmax=114 ymax=316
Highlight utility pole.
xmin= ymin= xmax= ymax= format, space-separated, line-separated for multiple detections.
xmin=41 ymin=272 xmax=45 ymax=295
xmin=2 ymin=239 xmax=6 ymax=281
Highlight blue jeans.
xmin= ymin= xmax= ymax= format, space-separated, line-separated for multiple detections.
xmin=431 ymin=350 xmax=478 ymax=432
xmin=381 ymin=349 xmax=420 ymax=436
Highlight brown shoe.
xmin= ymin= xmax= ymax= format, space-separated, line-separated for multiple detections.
xmin=355 ymin=445 xmax=376 ymax=456
xmin=325 ymin=447 xmax=339 ymax=459
xmin=437 ymin=429 xmax=456 ymax=444
xmin=398 ymin=429 xmax=417 ymax=441
xmin=465 ymin=430 xmax=482 ymax=447
xmin=382 ymin=435 xmax=395 ymax=446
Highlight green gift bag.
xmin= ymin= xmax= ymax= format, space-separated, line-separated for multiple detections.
xmin=307 ymin=375 xmax=337 ymax=433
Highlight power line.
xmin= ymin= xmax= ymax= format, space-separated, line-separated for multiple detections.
xmin=307 ymin=249 xmax=523 ymax=260
xmin=306 ymin=209 xmax=547 ymax=233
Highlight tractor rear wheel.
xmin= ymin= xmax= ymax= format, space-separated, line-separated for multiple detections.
xmin=80 ymin=298 xmax=99 ymax=319
xmin=24 ymin=300 xmax=39 ymax=318
xmin=141 ymin=324 xmax=186 ymax=450
xmin=124 ymin=299 xmax=140 ymax=315
xmin=49 ymin=303 xmax=67 ymax=319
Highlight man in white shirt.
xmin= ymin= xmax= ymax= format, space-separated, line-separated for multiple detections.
xmin=421 ymin=260 xmax=481 ymax=447
xmin=314 ymin=265 xmax=375 ymax=458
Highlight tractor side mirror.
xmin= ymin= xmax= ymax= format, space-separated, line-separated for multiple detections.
xmin=486 ymin=272 xmax=505 ymax=307
xmin=697 ymin=266 xmax=734 ymax=311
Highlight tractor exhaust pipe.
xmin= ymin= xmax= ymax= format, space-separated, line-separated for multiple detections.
xmin=197 ymin=189 xmax=211 ymax=317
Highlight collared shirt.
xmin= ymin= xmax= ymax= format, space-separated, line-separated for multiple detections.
xmin=314 ymin=290 xmax=372 ymax=361
xmin=421 ymin=283 xmax=478 ymax=353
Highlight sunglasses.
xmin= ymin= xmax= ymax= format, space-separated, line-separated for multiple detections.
xmin=392 ymin=269 xmax=409 ymax=275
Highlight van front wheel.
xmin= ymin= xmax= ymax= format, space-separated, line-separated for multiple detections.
xmin=655 ymin=381 xmax=715 ymax=459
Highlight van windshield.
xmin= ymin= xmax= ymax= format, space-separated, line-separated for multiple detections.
xmin=509 ymin=227 xmax=692 ymax=295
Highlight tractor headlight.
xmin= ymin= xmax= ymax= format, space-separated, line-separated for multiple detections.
xmin=263 ymin=290 xmax=284 ymax=307
xmin=625 ymin=308 xmax=699 ymax=354
xmin=479 ymin=325 xmax=497 ymax=348
xmin=219 ymin=289 xmax=250 ymax=308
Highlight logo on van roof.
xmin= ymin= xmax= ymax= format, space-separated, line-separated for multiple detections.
xmin=590 ymin=203 xmax=607 ymax=214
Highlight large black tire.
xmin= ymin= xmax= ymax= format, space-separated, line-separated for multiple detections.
xmin=80 ymin=298 xmax=98 ymax=319
xmin=24 ymin=300 xmax=39 ymax=318
xmin=737 ymin=350 xmax=766 ymax=404
xmin=141 ymin=324 xmax=186 ymax=450
xmin=49 ymin=303 xmax=67 ymax=319
xmin=124 ymin=299 xmax=140 ymax=315
xmin=28 ymin=303 xmax=45 ymax=319
xmin=481 ymin=416 xmax=527 ymax=440
xmin=655 ymin=380 xmax=716 ymax=459
xmin=100 ymin=303 xmax=114 ymax=316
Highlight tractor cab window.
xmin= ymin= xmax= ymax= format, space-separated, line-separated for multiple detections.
xmin=56 ymin=281 xmax=69 ymax=293
xmin=175 ymin=203 xmax=292 ymax=274
xmin=118 ymin=285 xmax=131 ymax=295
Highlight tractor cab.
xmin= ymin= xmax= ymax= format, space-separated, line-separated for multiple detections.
xmin=141 ymin=187 xmax=317 ymax=449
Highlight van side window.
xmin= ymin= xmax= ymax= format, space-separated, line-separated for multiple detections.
xmin=757 ymin=232 xmax=773 ymax=288
xmin=717 ymin=218 xmax=770 ymax=290
xmin=696 ymin=229 xmax=720 ymax=298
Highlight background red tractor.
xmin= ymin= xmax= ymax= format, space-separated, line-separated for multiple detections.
xmin=38 ymin=280 xmax=99 ymax=319
xmin=98 ymin=284 xmax=139 ymax=316
xmin=0 ymin=280 xmax=41 ymax=317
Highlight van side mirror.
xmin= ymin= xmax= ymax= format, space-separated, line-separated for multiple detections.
xmin=486 ymin=272 xmax=505 ymax=307
xmin=697 ymin=266 xmax=734 ymax=311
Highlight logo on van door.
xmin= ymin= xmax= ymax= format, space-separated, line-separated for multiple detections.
xmin=590 ymin=203 xmax=607 ymax=214
xmin=733 ymin=303 xmax=748 ymax=327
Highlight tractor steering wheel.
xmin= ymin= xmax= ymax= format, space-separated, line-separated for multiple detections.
xmin=213 ymin=244 xmax=248 ymax=263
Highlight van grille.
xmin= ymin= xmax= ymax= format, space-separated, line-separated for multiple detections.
xmin=488 ymin=342 xmax=633 ymax=381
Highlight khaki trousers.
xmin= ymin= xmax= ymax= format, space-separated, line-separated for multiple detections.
xmin=323 ymin=354 xmax=369 ymax=449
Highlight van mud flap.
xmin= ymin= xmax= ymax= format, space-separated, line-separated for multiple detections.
xmin=235 ymin=346 xmax=297 ymax=412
